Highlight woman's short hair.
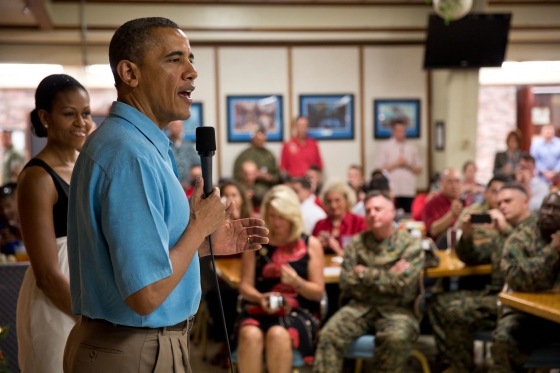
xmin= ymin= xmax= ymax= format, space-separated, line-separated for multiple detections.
xmin=321 ymin=179 xmax=357 ymax=212
xmin=261 ymin=185 xmax=304 ymax=243
xmin=506 ymin=130 xmax=521 ymax=146
xmin=218 ymin=179 xmax=252 ymax=219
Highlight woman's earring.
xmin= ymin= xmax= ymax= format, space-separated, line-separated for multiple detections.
xmin=43 ymin=123 xmax=48 ymax=129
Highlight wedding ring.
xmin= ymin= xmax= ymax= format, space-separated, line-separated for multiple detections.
xmin=247 ymin=236 xmax=251 ymax=244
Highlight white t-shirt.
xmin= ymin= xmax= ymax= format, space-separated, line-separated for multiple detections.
xmin=301 ymin=194 xmax=327 ymax=234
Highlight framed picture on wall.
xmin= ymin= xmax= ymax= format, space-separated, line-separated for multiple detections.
xmin=227 ymin=95 xmax=283 ymax=142
xmin=162 ymin=103 xmax=203 ymax=141
xmin=374 ymin=99 xmax=420 ymax=139
xmin=299 ymin=94 xmax=354 ymax=140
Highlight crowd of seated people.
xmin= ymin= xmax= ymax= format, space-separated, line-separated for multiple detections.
xmin=193 ymin=116 xmax=560 ymax=373
xmin=5 ymin=109 xmax=560 ymax=372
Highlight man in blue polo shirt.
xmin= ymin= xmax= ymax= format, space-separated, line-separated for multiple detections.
xmin=63 ymin=17 xmax=268 ymax=372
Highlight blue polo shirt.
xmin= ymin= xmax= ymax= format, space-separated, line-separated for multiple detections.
xmin=68 ymin=101 xmax=200 ymax=327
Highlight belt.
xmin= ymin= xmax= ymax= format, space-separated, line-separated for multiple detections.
xmin=82 ymin=316 xmax=194 ymax=332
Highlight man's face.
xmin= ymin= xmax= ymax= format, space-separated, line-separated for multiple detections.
xmin=252 ymin=131 xmax=266 ymax=149
xmin=542 ymin=125 xmax=555 ymax=142
xmin=347 ymin=168 xmax=363 ymax=188
xmin=241 ymin=162 xmax=258 ymax=184
xmin=290 ymin=182 xmax=310 ymax=203
xmin=167 ymin=120 xmax=183 ymax=138
xmin=392 ymin=124 xmax=406 ymax=142
xmin=538 ymin=193 xmax=560 ymax=235
xmin=0 ymin=196 xmax=17 ymax=224
xmin=1 ymin=132 xmax=11 ymax=148
xmin=295 ymin=117 xmax=308 ymax=138
xmin=136 ymin=27 xmax=198 ymax=128
xmin=516 ymin=159 xmax=534 ymax=183
xmin=365 ymin=195 xmax=395 ymax=231
xmin=464 ymin=163 xmax=476 ymax=180
xmin=306 ymin=169 xmax=322 ymax=191
xmin=441 ymin=170 xmax=462 ymax=200
xmin=485 ymin=180 xmax=504 ymax=210
xmin=497 ymin=188 xmax=528 ymax=224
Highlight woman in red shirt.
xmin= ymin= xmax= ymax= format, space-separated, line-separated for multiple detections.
xmin=312 ymin=180 xmax=367 ymax=255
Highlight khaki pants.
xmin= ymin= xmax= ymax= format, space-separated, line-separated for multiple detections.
xmin=63 ymin=316 xmax=193 ymax=373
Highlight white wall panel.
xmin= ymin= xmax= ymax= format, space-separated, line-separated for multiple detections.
xmin=292 ymin=46 xmax=361 ymax=182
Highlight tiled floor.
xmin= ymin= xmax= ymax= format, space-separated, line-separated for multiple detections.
xmin=189 ymin=335 xmax=493 ymax=373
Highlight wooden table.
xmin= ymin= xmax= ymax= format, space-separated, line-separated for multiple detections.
xmin=214 ymin=254 xmax=342 ymax=289
xmin=424 ymin=249 xmax=493 ymax=278
xmin=214 ymin=249 xmax=493 ymax=288
xmin=499 ymin=291 xmax=560 ymax=324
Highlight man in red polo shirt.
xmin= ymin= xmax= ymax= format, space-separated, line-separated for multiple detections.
xmin=280 ymin=116 xmax=324 ymax=177
xmin=422 ymin=168 xmax=463 ymax=239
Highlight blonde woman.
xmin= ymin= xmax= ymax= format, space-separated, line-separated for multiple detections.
xmin=312 ymin=180 xmax=366 ymax=255
xmin=236 ymin=185 xmax=325 ymax=373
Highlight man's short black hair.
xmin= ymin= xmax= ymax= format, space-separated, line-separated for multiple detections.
xmin=292 ymin=177 xmax=311 ymax=190
xmin=499 ymin=182 xmax=528 ymax=197
xmin=109 ymin=17 xmax=180 ymax=88
xmin=520 ymin=153 xmax=535 ymax=164
xmin=487 ymin=175 xmax=509 ymax=189
xmin=308 ymin=165 xmax=322 ymax=173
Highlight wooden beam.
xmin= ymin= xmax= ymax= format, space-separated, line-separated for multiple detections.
xmin=51 ymin=0 xmax=432 ymax=6
xmin=27 ymin=0 xmax=53 ymax=30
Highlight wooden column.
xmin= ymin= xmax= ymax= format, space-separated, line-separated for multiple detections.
xmin=516 ymin=87 xmax=534 ymax=153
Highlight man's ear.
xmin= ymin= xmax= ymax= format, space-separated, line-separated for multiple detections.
xmin=116 ymin=60 xmax=139 ymax=88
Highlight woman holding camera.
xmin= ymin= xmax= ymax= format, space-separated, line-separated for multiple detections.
xmin=312 ymin=180 xmax=366 ymax=256
xmin=236 ymin=185 xmax=325 ymax=373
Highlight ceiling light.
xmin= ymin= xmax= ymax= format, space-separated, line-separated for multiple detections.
xmin=85 ymin=64 xmax=111 ymax=75
xmin=0 ymin=64 xmax=63 ymax=75
xmin=22 ymin=5 xmax=30 ymax=15
xmin=501 ymin=61 xmax=560 ymax=72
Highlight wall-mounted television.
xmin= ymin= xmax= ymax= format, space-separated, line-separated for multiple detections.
xmin=423 ymin=13 xmax=511 ymax=69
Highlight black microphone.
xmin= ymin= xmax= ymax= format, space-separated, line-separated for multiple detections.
xmin=196 ymin=126 xmax=216 ymax=198
xmin=195 ymin=126 xmax=235 ymax=373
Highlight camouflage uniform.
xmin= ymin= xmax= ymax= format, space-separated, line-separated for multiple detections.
xmin=313 ymin=229 xmax=425 ymax=373
xmin=428 ymin=202 xmax=515 ymax=373
xmin=489 ymin=215 xmax=560 ymax=373
xmin=232 ymin=145 xmax=279 ymax=194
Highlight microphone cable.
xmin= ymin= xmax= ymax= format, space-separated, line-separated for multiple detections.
xmin=207 ymin=235 xmax=235 ymax=373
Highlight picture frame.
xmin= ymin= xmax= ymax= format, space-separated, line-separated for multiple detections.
xmin=299 ymin=94 xmax=354 ymax=140
xmin=227 ymin=95 xmax=283 ymax=143
xmin=373 ymin=99 xmax=421 ymax=139
xmin=161 ymin=102 xmax=203 ymax=142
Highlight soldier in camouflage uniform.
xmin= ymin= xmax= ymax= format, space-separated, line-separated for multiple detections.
xmin=490 ymin=192 xmax=560 ymax=373
xmin=313 ymin=191 xmax=425 ymax=373
xmin=232 ymin=128 xmax=279 ymax=192
xmin=428 ymin=177 xmax=513 ymax=372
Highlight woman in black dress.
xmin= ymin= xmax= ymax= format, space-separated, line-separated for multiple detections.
xmin=236 ymin=185 xmax=325 ymax=373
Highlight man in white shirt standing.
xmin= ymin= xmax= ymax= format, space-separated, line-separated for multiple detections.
xmin=291 ymin=177 xmax=327 ymax=234
xmin=375 ymin=120 xmax=422 ymax=213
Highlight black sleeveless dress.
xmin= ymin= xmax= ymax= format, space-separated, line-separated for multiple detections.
xmin=17 ymin=158 xmax=75 ymax=373
xmin=233 ymin=234 xmax=320 ymax=364
xmin=23 ymin=158 xmax=69 ymax=238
